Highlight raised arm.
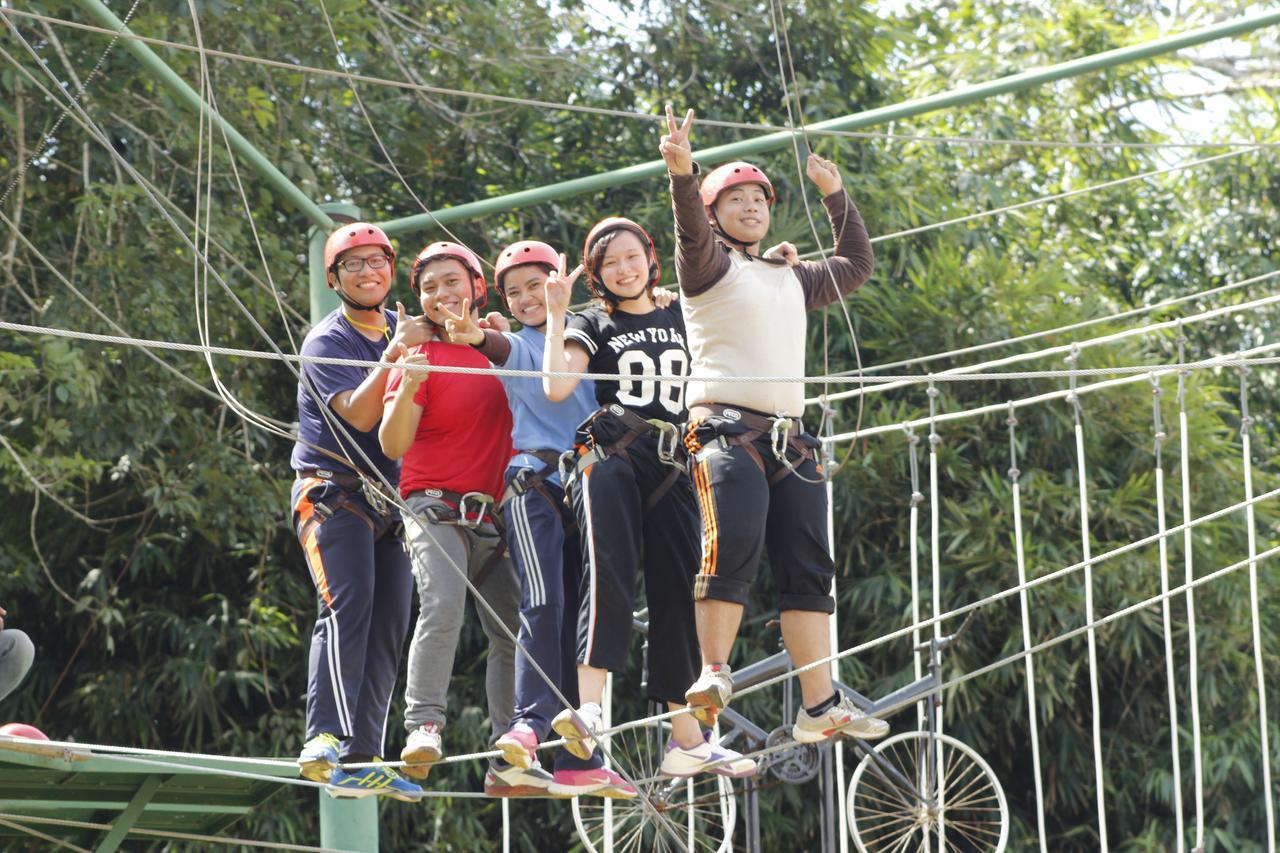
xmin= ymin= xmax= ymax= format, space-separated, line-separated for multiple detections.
xmin=661 ymin=106 xmax=730 ymax=296
xmin=541 ymin=257 xmax=590 ymax=402
xmin=793 ymin=154 xmax=875 ymax=310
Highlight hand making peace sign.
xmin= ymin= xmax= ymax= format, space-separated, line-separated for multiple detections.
xmin=544 ymin=253 xmax=583 ymax=317
xmin=659 ymin=105 xmax=696 ymax=176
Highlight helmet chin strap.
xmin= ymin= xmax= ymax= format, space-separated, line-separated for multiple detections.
xmin=708 ymin=215 xmax=759 ymax=254
xmin=331 ymin=277 xmax=386 ymax=313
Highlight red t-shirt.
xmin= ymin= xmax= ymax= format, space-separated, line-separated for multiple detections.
xmin=384 ymin=341 xmax=513 ymax=500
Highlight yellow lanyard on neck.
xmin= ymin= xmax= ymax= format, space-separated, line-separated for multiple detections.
xmin=343 ymin=310 xmax=390 ymax=342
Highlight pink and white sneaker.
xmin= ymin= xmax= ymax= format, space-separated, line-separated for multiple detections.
xmin=495 ymin=722 xmax=539 ymax=770
xmin=549 ymin=767 xmax=638 ymax=799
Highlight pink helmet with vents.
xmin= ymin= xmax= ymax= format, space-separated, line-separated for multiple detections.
xmin=411 ymin=241 xmax=488 ymax=309
xmin=323 ymin=222 xmax=395 ymax=270
xmin=581 ymin=217 xmax=661 ymax=305
xmin=699 ymin=161 xmax=775 ymax=209
xmin=494 ymin=240 xmax=560 ymax=294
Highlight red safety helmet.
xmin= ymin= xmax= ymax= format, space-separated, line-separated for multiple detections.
xmin=581 ymin=217 xmax=661 ymax=305
xmin=699 ymin=161 xmax=776 ymax=209
xmin=411 ymin=241 xmax=488 ymax=309
xmin=323 ymin=222 xmax=395 ymax=271
xmin=494 ymin=240 xmax=561 ymax=306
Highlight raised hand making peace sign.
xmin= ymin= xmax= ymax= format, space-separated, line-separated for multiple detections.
xmin=543 ymin=253 xmax=583 ymax=318
xmin=659 ymin=105 xmax=696 ymax=177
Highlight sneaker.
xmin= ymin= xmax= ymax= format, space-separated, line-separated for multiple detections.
xmin=400 ymin=722 xmax=443 ymax=780
xmin=485 ymin=759 xmax=557 ymax=798
xmin=685 ymin=664 xmax=733 ymax=727
xmin=495 ymin=722 xmax=539 ymax=770
xmin=548 ymin=766 xmax=637 ymax=799
xmin=328 ymin=761 xmax=424 ymax=803
xmin=297 ymin=732 xmax=341 ymax=782
xmin=551 ymin=704 xmax=602 ymax=762
xmin=793 ymin=693 xmax=889 ymax=744
xmin=660 ymin=732 xmax=758 ymax=779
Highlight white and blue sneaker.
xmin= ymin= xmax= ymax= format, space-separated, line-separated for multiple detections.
xmin=328 ymin=760 xmax=424 ymax=803
xmin=297 ymin=732 xmax=341 ymax=782
xmin=660 ymin=732 xmax=757 ymax=779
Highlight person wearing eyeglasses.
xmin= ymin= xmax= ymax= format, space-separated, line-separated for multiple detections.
xmin=289 ymin=222 xmax=432 ymax=802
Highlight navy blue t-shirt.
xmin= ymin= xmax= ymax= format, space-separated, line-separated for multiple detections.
xmin=290 ymin=308 xmax=399 ymax=486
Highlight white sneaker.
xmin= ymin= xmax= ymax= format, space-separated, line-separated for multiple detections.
xmin=793 ymin=693 xmax=889 ymax=744
xmin=660 ymin=732 xmax=758 ymax=778
xmin=551 ymin=704 xmax=602 ymax=762
xmin=400 ymin=722 xmax=444 ymax=779
xmin=685 ymin=664 xmax=733 ymax=726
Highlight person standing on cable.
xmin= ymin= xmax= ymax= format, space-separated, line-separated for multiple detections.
xmin=444 ymin=239 xmax=636 ymax=798
xmin=379 ymin=241 xmax=542 ymax=797
xmin=290 ymin=222 xmax=430 ymax=802
xmin=659 ymin=106 xmax=889 ymax=744
xmin=541 ymin=219 xmax=756 ymax=780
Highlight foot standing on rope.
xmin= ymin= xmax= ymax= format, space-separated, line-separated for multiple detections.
xmin=542 ymin=220 xmax=757 ymax=783
xmin=660 ymin=107 xmax=887 ymax=743
xmin=447 ymin=239 xmax=623 ymax=798
xmin=378 ymin=242 xmax=528 ymax=795
xmin=290 ymin=223 xmax=432 ymax=803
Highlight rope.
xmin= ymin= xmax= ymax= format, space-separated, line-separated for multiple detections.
xmin=0 ymin=0 xmax=141 ymax=207
xmin=798 ymin=146 xmax=1260 ymax=261
xmin=1007 ymin=402 xmax=1048 ymax=852
xmin=819 ymin=268 xmax=1280 ymax=404
xmin=313 ymin=0 xmax=491 ymax=270
xmin=1176 ymin=332 xmax=1206 ymax=851
xmin=1068 ymin=348 xmax=1109 ymax=850
xmin=7 ymin=8 xmax=1277 ymax=153
xmin=828 ymin=339 xmax=1280 ymax=443
xmin=14 ymin=318 xmax=1280 ymax=387
xmin=0 ymin=811 xmax=354 ymax=851
xmin=812 ymin=268 xmax=1280 ymax=384
xmin=1237 ymin=361 xmax=1276 ymax=851
xmin=1151 ymin=374 xmax=1186 ymax=851
xmin=0 ymin=816 xmax=91 ymax=853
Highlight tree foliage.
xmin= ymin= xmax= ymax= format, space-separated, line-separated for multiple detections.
xmin=0 ymin=0 xmax=1277 ymax=849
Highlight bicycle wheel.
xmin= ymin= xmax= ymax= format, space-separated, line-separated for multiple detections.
xmin=847 ymin=731 xmax=1008 ymax=852
xmin=571 ymin=719 xmax=737 ymax=852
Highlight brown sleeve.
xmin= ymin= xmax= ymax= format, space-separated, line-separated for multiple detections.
xmin=670 ymin=169 xmax=731 ymax=296
xmin=794 ymin=189 xmax=875 ymax=310
xmin=473 ymin=328 xmax=512 ymax=365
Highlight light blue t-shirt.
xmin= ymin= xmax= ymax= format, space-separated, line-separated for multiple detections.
xmin=499 ymin=325 xmax=597 ymax=486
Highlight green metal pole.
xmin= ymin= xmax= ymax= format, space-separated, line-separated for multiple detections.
xmin=378 ymin=8 xmax=1280 ymax=236
xmin=71 ymin=0 xmax=333 ymax=230
xmin=310 ymin=202 xmax=362 ymax=323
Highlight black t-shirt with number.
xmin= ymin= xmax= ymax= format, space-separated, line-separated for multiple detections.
xmin=566 ymin=304 xmax=689 ymax=424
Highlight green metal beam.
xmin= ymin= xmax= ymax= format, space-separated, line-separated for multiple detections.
xmin=378 ymin=8 xmax=1280 ymax=236
xmin=310 ymin=202 xmax=362 ymax=322
xmin=94 ymin=774 xmax=161 ymax=853
xmin=70 ymin=0 xmax=334 ymax=230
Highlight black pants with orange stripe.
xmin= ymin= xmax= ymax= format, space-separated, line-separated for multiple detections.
xmin=291 ymin=477 xmax=413 ymax=760
xmin=571 ymin=430 xmax=700 ymax=705
xmin=686 ymin=421 xmax=836 ymax=614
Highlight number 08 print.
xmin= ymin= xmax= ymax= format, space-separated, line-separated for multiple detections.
xmin=615 ymin=348 xmax=688 ymax=415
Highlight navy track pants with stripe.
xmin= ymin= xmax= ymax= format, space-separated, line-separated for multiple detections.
xmin=503 ymin=470 xmax=598 ymax=770
xmin=292 ymin=477 xmax=413 ymax=760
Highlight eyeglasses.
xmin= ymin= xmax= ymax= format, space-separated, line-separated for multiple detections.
xmin=336 ymin=254 xmax=392 ymax=273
